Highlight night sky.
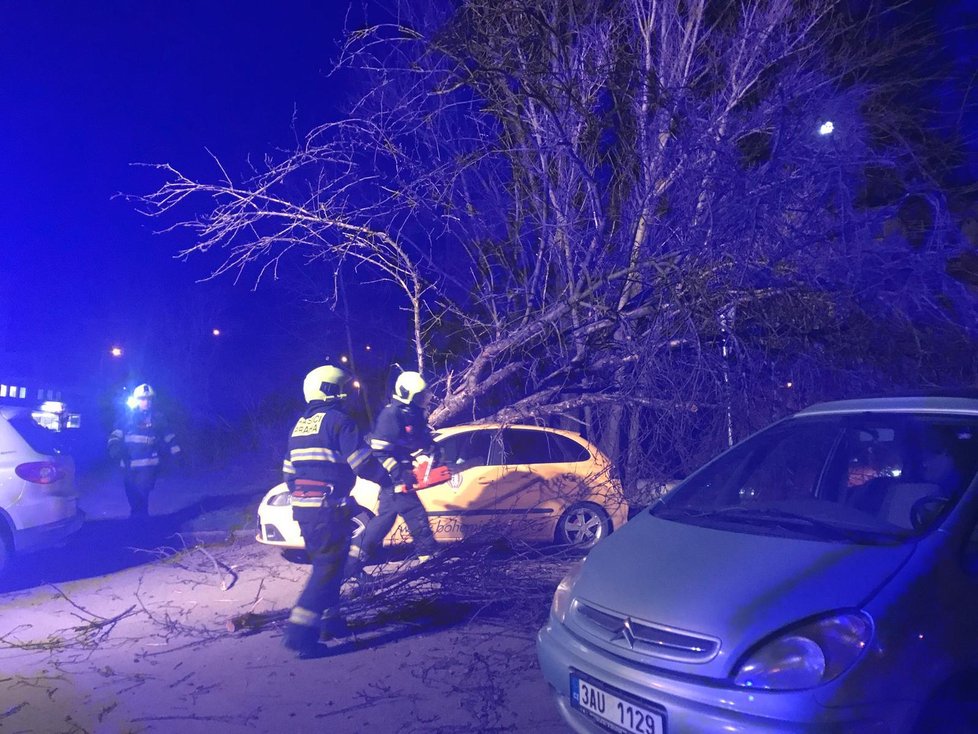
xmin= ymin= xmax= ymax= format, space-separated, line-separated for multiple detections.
xmin=0 ymin=0 xmax=975 ymax=410
xmin=0 ymin=1 xmax=409 ymax=405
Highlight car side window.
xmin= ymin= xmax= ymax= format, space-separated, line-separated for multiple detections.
xmin=502 ymin=429 xmax=557 ymax=465
xmin=550 ymin=434 xmax=590 ymax=462
xmin=440 ymin=430 xmax=495 ymax=467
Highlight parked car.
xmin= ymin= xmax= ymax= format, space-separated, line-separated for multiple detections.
xmin=0 ymin=404 xmax=84 ymax=576
xmin=537 ymin=394 xmax=978 ymax=734
xmin=257 ymin=423 xmax=627 ymax=554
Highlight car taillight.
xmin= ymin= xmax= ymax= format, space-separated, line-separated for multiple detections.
xmin=15 ymin=461 xmax=65 ymax=484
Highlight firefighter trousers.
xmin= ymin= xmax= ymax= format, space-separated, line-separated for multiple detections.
xmin=292 ymin=503 xmax=355 ymax=622
xmin=349 ymin=487 xmax=437 ymax=574
xmin=123 ymin=467 xmax=158 ymax=517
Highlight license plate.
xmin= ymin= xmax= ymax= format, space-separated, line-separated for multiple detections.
xmin=571 ymin=672 xmax=666 ymax=734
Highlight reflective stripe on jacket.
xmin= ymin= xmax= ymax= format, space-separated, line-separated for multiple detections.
xmin=369 ymin=401 xmax=436 ymax=486
xmin=282 ymin=401 xmax=389 ymax=497
xmin=108 ymin=409 xmax=181 ymax=471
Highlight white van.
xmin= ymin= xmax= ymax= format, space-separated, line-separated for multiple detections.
xmin=538 ymin=395 xmax=978 ymax=733
xmin=0 ymin=404 xmax=84 ymax=576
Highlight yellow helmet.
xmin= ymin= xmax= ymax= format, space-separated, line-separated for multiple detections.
xmin=303 ymin=365 xmax=350 ymax=403
xmin=393 ymin=371 xmax=427 ymax=405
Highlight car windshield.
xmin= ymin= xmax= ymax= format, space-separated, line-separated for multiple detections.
xmin=651 ymin=412 xmax=978 ymax=543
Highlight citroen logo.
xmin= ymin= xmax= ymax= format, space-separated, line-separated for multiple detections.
xmin=613 ymin=618 xmax=637 ymax=649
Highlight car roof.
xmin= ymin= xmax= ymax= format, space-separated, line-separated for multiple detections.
xmin=434 ymin=423 xmax=588 ymax=442
xmin=795 ymin=395 xmax=978 ymax=418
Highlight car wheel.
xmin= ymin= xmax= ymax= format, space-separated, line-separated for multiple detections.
xmin=0 ymin=523 xmax=12 ymax=578
xmin=555 ymin=502 xmax=611 ymax=548
xmin=351 ymin=508 xmax=373 ymax=541
xmin=281 ymin=549 xmax=310 ymax=564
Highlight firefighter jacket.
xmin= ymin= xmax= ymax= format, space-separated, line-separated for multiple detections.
xmin=369 ymin=401 xmax=438 ymax=487
xmin=107 ymin=409 xmax=181 ymax=470
xmin=282 ymin=400 xmax=389 ymax=506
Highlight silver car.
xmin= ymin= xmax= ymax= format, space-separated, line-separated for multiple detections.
xmin=538 ymin=395 xmax=978 ymax=733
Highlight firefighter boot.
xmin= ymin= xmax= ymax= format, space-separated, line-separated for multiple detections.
xmin=320 ymin=615 xmax=351 ymax=643
xmin=282 ymin=622 xmax=320 ymax=657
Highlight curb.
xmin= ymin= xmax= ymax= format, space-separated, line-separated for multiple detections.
xmin=169 ymin=528 xmax=257 ymax=546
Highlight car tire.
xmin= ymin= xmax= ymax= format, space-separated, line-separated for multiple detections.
xmin=555 ymin=502 xmax=611 ymax=548
xmin=351 ymin=507 xmax=372 ymax=541
xmin=279 ymin=507 xmax=373 ymax=564
xmin=0 ymin=522 xmax=12 ymax=578
xmin=281 ymin=549 xmax=310 ymax=564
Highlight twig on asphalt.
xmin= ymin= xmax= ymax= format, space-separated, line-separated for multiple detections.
xmin=194 ymin=545 xmax=239 ymax=591
xmin=70 ymin=605 xmax=138 ymax=645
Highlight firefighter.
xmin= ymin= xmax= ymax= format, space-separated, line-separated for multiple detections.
xmin=346 ymin=371 xmax=439 ymax=578
xmin=282 ymin=364 xmax=393 ymax=657
xmin=107 ymin=384 xmax=182 ymax=518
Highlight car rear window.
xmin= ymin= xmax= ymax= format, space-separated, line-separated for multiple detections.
xmin=3 ymin=409 xmax=69 ymax=456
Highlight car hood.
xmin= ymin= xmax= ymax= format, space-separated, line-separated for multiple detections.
xmin=569 ymin=513 xmax=915 ymax=677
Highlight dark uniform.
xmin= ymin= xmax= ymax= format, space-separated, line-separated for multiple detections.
xmin=283 ymin=398 xmax=389 ymax=653
xmin=349 ymin=398 xmax=439 ymax=571
xmin=107 ymin=408 xmax=181 ymax=517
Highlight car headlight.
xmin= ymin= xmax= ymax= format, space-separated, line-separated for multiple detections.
xmin=550 ymin=560 xmax=585 ymax=624
xmin=732 ymin=611 xmax=872 ymax=691
xmin=266 ymin=492 xmax=292 ymax=507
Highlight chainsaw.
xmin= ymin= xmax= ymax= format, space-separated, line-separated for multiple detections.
xmin=394 ymin=459 xmax=451 ymax=492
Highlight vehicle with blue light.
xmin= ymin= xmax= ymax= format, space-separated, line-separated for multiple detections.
xmin=537 ymin=395 xmax=978 ymax=733
xmin=0 ymin=396 xmax=84 ymax=577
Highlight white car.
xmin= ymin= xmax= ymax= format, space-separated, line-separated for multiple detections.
xmin=0 ymin=404 xmax=84 ymax=576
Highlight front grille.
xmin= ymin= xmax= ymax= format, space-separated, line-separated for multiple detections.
xmin=574 ymin=599 xmax=720 ymax=663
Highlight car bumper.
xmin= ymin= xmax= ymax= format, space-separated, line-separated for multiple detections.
xmin=537 ymin=617 xmax=912 ymax=734
xmin=255 ymin=505 xmax=303 ymax=549
xmin=12 ymin=509 xmax=85 ymax=554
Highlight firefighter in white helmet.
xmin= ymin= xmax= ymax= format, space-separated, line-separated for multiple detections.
xmin=282 ymin=364 xmax=393 ymax=657
xmin=107 ymin=383 xmax=182 ymax=518
xmin=346 ymin=370 xmax=440 ymax=579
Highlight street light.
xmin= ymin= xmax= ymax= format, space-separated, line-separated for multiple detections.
xmin=818 ymin=120 xmax=834 ymax=136
xmin=212 ymin=328 xmax=221 ymax=336
xmin=110 ymin=346 xmax=123 ymax=358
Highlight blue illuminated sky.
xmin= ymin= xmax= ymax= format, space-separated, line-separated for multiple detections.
xmin=0 ymin=1 xmax=384 ymax=391
xmin=0 ymin=0 xmax=974 ymax=399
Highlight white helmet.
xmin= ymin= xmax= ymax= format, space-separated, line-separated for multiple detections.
xmin=132 ymin=384 xmax=155 ymax=400
xmin=393 ymin=371 xmax=427 ymax=405
xmin=303 ymin=365 xmax=350 ymax=403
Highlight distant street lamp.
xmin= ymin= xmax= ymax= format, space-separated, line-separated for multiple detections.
xmin=110 ymin=346 xmax=123 ymax=358
xmin=212 ymin=328 xmax=221 ymax=336
xmin=818 ymin=120 xmax=835 ymax=136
